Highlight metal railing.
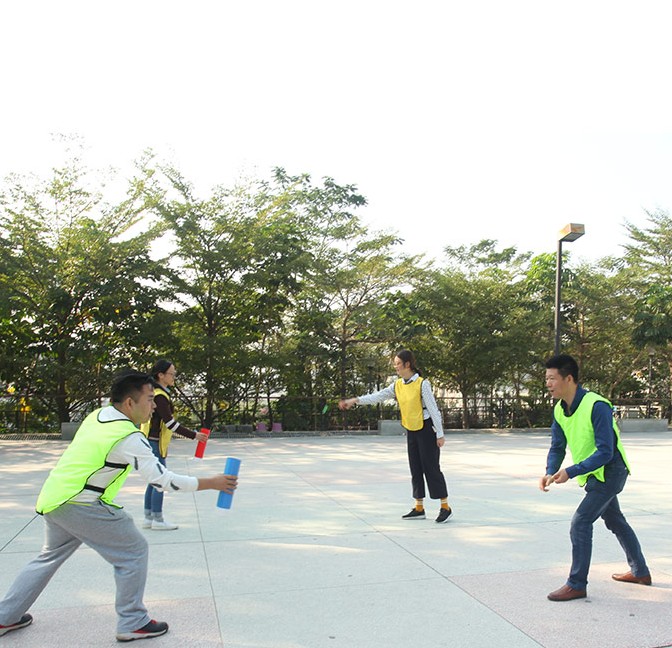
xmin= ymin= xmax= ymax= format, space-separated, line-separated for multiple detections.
xmin=1 ymin=396 xmax=669 ymax=436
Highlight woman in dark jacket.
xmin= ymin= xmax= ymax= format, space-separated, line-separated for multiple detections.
xmin=141 ymin=359 xmax=207 ymax=530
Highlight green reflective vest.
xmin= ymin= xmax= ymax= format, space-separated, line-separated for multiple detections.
xmin=554 ymin=391 xmax=630 ymax=486
xmin=36 ymin=408 xmax=138 ymax=514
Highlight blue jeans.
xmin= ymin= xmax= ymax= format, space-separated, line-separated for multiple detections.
xmin=143 ymin=439 xmax=166 ymax=516
xmin=567 ymin=456 xmax=649 ymax=590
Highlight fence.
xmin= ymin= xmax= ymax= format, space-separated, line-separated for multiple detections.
xmin=1 ymin=395 xmax=669 ymax=437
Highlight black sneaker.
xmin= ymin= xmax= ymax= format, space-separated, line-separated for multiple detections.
xmin=402 ymin=508 xmax=426 ymax=520
xmin=435 ymin=507 xmax=453 ymax=523
xmin=0 ymin=613 xmax=33 ymax=636
xmin=116 ymin=619 xmax=169 ymax=642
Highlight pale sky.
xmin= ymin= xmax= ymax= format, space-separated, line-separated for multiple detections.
xmin=2 ymin=1 xmax=672 ymax=263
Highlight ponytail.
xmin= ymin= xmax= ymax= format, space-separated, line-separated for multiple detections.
xmin=395 ymin=349 xmax=421 ymax=376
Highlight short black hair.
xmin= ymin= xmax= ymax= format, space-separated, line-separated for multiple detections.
xmin=111 ymin=369 xmax=153 ymax=403
xmin=545 ymin=354 xmax=579 ymax=382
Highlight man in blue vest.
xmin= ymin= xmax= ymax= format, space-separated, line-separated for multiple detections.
xmin=540 ymin=354 xmax=651 ymax=601
xmin=0 ymin=370 xmax=238 ymax=641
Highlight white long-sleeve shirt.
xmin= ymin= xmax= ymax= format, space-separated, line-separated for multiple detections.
xmin=356 ymin=373 xmax=445 ymax=438
xmin=71 ymin=405 xmax=199 ymax=504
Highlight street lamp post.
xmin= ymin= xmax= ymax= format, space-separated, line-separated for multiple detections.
xmin=554 ymin=223 xmax=585 ymax=356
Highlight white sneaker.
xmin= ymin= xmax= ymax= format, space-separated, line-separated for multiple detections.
xmin=151 ymin=519 xmax=178 ymax=531
xmin=141 ymin=518 xmax=153 ymax=529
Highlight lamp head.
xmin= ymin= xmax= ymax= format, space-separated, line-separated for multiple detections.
xmin=558 ymin=223 xmax=585 ymax=242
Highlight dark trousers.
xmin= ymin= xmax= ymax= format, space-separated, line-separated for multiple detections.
xmin=567 ymin=455 xmax=649 ymax=590
xmin=406 ymin=418 xmax=448 ymax=500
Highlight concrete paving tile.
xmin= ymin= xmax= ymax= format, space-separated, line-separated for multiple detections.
xmin=381 ymin=522 xmax=570 ymax=577
xmin=0 ymin=506 xmax=43 ymax=552
xmin=218 ymin=579 xmax=544 ymax=648
xmin=440 ymin=489 xmax=582 ymax=525
xmin=197 ymin=499 xmax=372 ymax=543
xmin=204 ymin=532 xmax=440 ymax=597
xmin=652 ymin=557 xmax=672 ymax=578
xmin=143 ymin=543 xmax=213 ymax=602
xmin=1 ymin=432 xmax=671 ymax=648
xmin=452 ymin=562 xmax=672 ymax=648
xmin=619 ymin=514 xmax=672 ymax=559
xmin=0 ymin=597 xmax=223 ymax=648
xmin=0 ymin=442 xmax=59 ymax=497
xmin=0 ymin=544 xmax=121 ymax=610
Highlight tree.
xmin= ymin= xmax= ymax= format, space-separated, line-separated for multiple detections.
xmin=266 ymin=171 xmax=420 ymax=427
xmin=409 ymin=241 xmax=533 ymax=428
xmin=0 ymin=153 xmax=163 ymax=426
xmin=143 ymin=164 xmax=317 ymax=428
xmin=556 ymin=259 xmax=641 ymax=400
xmin=251 ymin=169 xmax=417 ymax=429
xmin=624 ymin=210 xmax=672 ymax=415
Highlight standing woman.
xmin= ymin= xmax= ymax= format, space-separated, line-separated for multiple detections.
xmin=142 ymin=359 xmax=208 ymax=530
xmin=339 ymin=349 xmax=452 ymax=523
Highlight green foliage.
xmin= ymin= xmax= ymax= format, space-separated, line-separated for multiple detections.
xmin=0 ymin=152 xmax=163 ymax=425
xmin=2 ymin=146 xmax=672 ymax=431
xmin=622 ymin=210 xmax=672 ymax=408
xmin=260 ymin=169 xmax=418 ymax=412
xmin=408 ymin=242 xmax=529 ymax=427
xmin=624 ymin=209 xmax=672 ymax=283
xmin=633 ymin=284 xmax=672 ymax=347
xmin=625 ymin=211 xmax=672 ymax=355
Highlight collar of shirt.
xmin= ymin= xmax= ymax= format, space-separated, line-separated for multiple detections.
xmin=100 ymin=404 xmax=133 ymax=423
xmin=561 ymin=384 xmax=587 ymax=416
xmin=402 ymin=373 xmax=420 ymax=385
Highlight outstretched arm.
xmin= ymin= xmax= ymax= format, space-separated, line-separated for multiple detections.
xmin=154 ymin=393 xmax=207 ymax=442
xmin=339 ymin=398 xmax=359 ymax=410
xmin=340 ymin=383 xmax=397 ymax=410
xmin=114 ymin=434 xmax=236 ymax=494
xmin=197 ymin=474 xmax=237 ymax=493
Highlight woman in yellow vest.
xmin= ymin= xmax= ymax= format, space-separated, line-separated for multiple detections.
xmin=339 ymin=349 xmax=452 ymax=523
xmin=142 ymin=359 xmax=208 ymax=530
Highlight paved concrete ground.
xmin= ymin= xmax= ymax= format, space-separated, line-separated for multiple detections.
xmin=1 ymin=431 xmax=672 ymax=648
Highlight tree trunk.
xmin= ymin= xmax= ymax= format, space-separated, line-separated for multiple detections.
xmin=461 ymin=391 xmax=470 ymax=429
xmin=667 ymin=355 xmax=672 ymax=423
xmin=56 ymin=346 xmax=70 ymax=423
xmin=339 ymin=340 xmax=348 ymax=427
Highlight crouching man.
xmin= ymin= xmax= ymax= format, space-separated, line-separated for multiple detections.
xmin=0 ymin=370 xmax=237 ymax=642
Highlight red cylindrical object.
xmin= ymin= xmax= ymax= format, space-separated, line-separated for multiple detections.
xmin=194 ymin=427 xmax=210 ymax=459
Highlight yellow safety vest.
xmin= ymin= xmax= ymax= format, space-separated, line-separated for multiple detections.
xmin=140 ymin=386 xmax=173 ymax=457
xmin=394 ymin=377 xmax=424 ymax=431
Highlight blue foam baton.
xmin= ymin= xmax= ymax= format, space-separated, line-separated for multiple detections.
xmin=217 ymin=457 xmax=241 ymax=509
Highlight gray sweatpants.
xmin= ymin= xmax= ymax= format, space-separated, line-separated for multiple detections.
xmin=0 ymin=500 xmax=150 ymax=633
